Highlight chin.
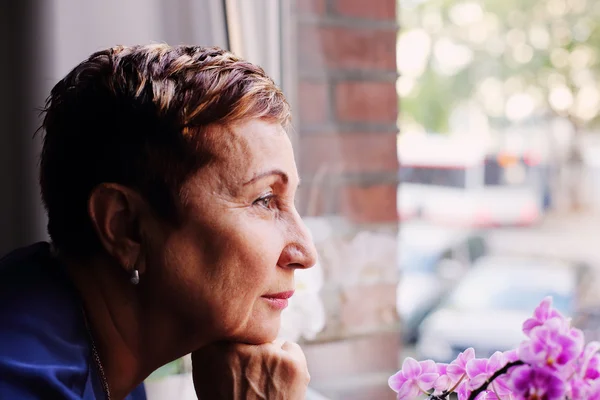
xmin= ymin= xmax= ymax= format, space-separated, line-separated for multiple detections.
xmin=237 ymin=320 xmax=281 ymax=345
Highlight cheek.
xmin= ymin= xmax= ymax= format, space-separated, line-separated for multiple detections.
xmin=160 ymin=218 xmax=282 ymax=302
xmin=225 ymin=225 xmax=285 ymax=288
xmin=147 ymin=212 xmax=289 ymax=340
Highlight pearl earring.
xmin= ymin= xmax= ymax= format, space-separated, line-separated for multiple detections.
xmin=130 ymin=269 xmax=140 ymax=285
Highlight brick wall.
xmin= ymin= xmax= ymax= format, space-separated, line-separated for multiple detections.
xmin=293 ymin=0 xmax=399 ymax=399
xmin=294 ymin=1 xmax=399 ymax=222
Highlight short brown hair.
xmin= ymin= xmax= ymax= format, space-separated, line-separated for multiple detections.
xmin=38 ymin=44 xmax=291 ymax=256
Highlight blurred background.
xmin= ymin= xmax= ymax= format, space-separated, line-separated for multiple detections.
xmin=397 ymin=1 xmax=600 ymax=400
xmin=2 ymin=0 xmax=600 ymax=399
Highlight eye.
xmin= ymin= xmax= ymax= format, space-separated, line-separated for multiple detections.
xmin=253 ymin=194 xmax=276 ymax=209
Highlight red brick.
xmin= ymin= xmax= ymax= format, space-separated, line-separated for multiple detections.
xmin=303 ymin=332 xmax=400 ymax=381
xmin=335 ymin=81 xmax=398 ymax=123
xmin=298 ymin=133 xmax=399 ymax=175
xmin=298 ymin=81 xmax=329 ymax=125
xmin=340 ymin=283 xmax=399 ymax=332
xmin=340 ymin=183 xmax=397 ymax=222
xmin=333 ymin=0 xmax=396 ymax=21
xmin=296 ymin=0 xmax=327 ymax=15
xmin=298 ymin=25 xmax=397 ymax=71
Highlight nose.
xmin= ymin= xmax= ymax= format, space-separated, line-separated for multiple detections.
xmin=278 ymin=212 xmax=318 ymax=270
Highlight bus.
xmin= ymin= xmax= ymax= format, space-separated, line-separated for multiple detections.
xmin=397 ymin=134 xmax=547 ymax=227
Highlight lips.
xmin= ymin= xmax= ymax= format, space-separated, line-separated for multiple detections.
xmin=263 ymin=290 xmax=295 ymax=299
xmin=262 ymin=290 xmax=294 ymax=310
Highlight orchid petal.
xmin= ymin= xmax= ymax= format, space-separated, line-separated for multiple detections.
xmin=397 ymin=380 xmax=421 ymax=400
xmin=418 ymin=372 xmax=440 ymax=388
xmin=402 ymin=357 xmax=422 ymax=378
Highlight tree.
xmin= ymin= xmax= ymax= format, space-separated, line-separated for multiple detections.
xmin=399 ymin=0 xmax=600 ymax=210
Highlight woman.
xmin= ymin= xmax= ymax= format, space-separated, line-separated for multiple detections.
xmin=0 ymin=44 xmax=317 ymax=399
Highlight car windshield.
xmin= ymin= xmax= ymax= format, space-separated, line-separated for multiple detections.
xmin=444 ymin=264 xmax=575 ymax=315
xmin=461 ymin=288 xmax=572 ymax=315
xmin=399 ymin=245 xmax=440 ymax=273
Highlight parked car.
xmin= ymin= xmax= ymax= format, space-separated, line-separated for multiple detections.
xmin=415 ymin=256 xmax=589 ymax=363
xmin=396 ymin=220 xmax=488 ymax=344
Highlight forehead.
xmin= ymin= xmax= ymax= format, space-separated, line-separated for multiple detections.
xmin=209 ymin=119 xmax=298 ymax=185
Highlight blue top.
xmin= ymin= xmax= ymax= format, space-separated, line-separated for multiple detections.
xmin=0 ymin=242 xmax=147 ymax=399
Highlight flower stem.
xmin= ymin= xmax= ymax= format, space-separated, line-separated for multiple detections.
xmin=448 ymin=374 xmax=466 ymax=394
xmin=427 ymin=374 xmax=466 ymax=400
xmin=467 ymin=360 xmax=524 ymax=400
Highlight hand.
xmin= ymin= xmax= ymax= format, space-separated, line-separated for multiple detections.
xmin=191 ymin=340 xmax=310 ymax=400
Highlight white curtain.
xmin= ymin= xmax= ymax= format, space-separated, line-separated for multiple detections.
xmin=225 ymin=0 xmax=298 ymax=123
xmin=49 ymin=0 xmax=228 ymax=84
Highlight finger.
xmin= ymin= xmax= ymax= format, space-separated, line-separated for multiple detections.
xmin=280 ymin=342 xmax=311 ymax=383
xmin=281 ymin=341 xmax=305 ymax=360
xmin=280 ymin=341 xmax=301 ymax=352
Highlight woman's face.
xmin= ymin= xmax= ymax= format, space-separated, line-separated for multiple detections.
xmin=144 ymin=119 xmax=317 ymax=345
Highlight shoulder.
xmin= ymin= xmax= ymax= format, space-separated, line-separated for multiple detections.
xmin=0 ymin=242 xmax=84 ymax=335
xmin=0 ymin=243 xmax=94 ymax=399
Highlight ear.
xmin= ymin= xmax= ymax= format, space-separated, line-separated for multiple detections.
xmin=88 ymin=183 xmax=147 ymax=275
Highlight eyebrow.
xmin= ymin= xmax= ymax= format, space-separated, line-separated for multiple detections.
xmin=244 ymin=169 xmax=300 ymax=187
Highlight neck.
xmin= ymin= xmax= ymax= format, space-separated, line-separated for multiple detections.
xmin=62 ymin=254 xmax=195 ymax=399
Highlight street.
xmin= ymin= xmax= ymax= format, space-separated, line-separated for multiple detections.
xmin=486 ymin=210 xmax=600 ymax=267
xmin=486 ymin=210 xmax=600 ymax=307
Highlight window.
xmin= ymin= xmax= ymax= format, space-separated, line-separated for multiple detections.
xmin=400 ymin=166 xmax=468 ymax=189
